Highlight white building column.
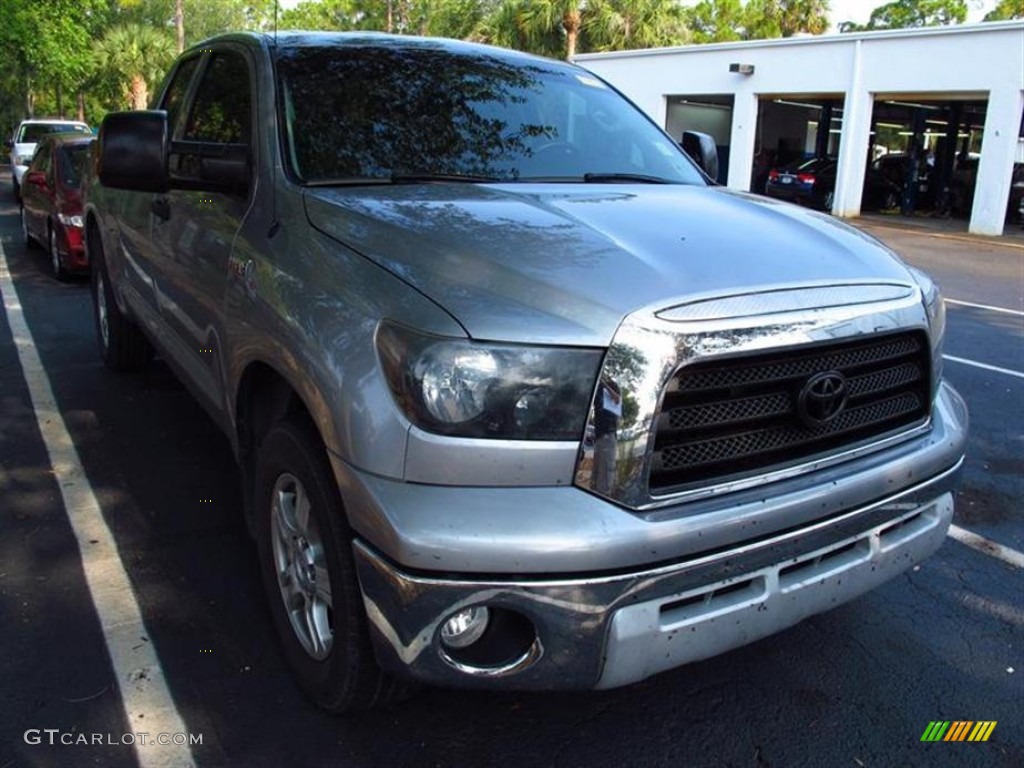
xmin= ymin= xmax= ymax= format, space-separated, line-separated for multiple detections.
xmin=834 ymin=40 xmax=872 ymax=217
xmin=970 ymin=86 xmax=1024 ymax=236
xmin=727 ymin=92 xmax=758 ymax=190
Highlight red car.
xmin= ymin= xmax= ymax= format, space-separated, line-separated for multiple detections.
xmin=19 ymin=132 xmax=94 ymax=280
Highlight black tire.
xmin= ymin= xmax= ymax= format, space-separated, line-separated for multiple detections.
xmin=89 ymin=225 xmax=152 ymax=371
xmin=12 ymin=179 xmax=20 ymax=205
xmin=49 ymin=224 xmax=69 ymax=282
xmin=255 ymin=416 xmax=406 ymax=713
xmin=20 ymin=205 xmax=34 ymax=249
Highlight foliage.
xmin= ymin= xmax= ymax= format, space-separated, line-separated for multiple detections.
xmin=983 ymin=0 xmax=1024 ymax=21
xmin=94 ymin=23 xmax=178 ymax=109
xmin=585 ymin=0 xmax=690 ymax=52
xmin=0 ymin=0 xmax=111 ymax=124
xmin=118 ymin=0 xmax=274 ymax=45
xmin=686 ymin=0 xmax=829 ymax=42
xmin=838 ymin=0 xmax=967 ymax=31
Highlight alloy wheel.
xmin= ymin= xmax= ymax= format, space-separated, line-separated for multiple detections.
xmin=270 ymin=472 xmax=334 ymax=660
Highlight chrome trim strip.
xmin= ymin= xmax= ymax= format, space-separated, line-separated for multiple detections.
xmin=575 ymin=283 xmax=929 ymax=509
xmin=656 ymin=282 xmax=914 ymax=322
xmin=439 ymin=638 xmax=544 ymax=677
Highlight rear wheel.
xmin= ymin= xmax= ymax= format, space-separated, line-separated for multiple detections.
xmin=90 ymin=225 xmax=152 ymax=371
xmin=20 ymin=206 xmax=33 ymax=248
xmin=822 ymin=189 xmax=835 ymax=212
xmin=49 ymin=225 xmax=69 ymax=282
xmin=255 ymin=416 xmax=405 ymax=713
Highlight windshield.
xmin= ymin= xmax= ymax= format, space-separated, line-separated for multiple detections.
xmin=274 ymin=43 xmax=705 ymax=185
xmin=18 ymin=123 xmax=91 ymax=143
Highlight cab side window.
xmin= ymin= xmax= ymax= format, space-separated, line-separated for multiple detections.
xmin=183 ymin=53 xmax=252 ymax=145
xmin=160 ymin=56 xmax=201 ymax=135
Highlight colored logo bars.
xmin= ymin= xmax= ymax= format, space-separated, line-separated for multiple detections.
xmin=921 ymin=721 xmax=997 ymax=742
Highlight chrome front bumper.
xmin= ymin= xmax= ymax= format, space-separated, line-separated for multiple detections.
xmin=352 ymin=452 xmax=962 ymax=690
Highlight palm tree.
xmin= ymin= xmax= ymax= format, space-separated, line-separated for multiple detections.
xmin=586 ymin=0 xmax=690 ymax=52
xmin=95 ymin=24 xmax=176 ymax=110
xmin=470 ymin=0 xmax=529 ymax=50
xmin=519 ymin=0 xmax=585 ymax=59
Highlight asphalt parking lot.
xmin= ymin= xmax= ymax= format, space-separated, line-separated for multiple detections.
xmin=0 ymin=171 xmax=1020 ymax=768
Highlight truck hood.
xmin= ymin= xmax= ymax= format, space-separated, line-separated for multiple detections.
xmin=305 ymin=183 xmax=914 ymax=346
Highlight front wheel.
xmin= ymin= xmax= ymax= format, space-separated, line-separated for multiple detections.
xmin=255 ymin=416 xmax=405 ymax=713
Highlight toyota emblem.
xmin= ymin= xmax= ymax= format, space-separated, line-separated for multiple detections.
xmin=798 ymin=371 xmax=849 ymax=428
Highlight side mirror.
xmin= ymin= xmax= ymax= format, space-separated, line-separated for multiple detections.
xmin=99 ymin=110 xmax=169 ymax=193
xmin=4 ymin=138 xmax=12 ymax=149
xmin=681 ymin=130 xmax=720 ymax=183
xmin=25 ymin=170 xmax=47 ymax=187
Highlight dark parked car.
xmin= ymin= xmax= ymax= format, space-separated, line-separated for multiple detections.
xmin=766 ymin=155 xmax=903 ymax=213
xmin=765 ymin=156 xmax=837 ymax=210
xmin=20 ymin=133 xmax=94 ymax=280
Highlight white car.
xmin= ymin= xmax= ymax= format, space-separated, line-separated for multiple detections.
xmin=8 ymin=119 xmax=91 ymax=201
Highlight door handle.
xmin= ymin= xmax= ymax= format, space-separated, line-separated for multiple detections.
xmin=151 ymin=196 xmax=170 ymax=221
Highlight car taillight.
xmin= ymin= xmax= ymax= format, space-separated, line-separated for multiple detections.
xmin=768 ymin=170 xmax=779 ymax=181
xmin=797 ymin=173 xmax=816 ymax=185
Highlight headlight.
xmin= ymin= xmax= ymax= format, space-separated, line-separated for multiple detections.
xmin=57 ymin=213 xmax=84 ymax=228
xmin=908 ymin=267 xmax=945 ymax=396
xmin=376 ymin=321 xmax=603 ymax=440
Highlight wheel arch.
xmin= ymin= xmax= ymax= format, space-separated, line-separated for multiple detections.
xmin=233 ymin=359 xmax=340 ymax=536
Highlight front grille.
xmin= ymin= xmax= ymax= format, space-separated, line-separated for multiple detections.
xmin=649 ymin=332 xmax=931 ymax=493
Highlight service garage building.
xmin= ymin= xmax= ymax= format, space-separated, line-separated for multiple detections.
xmin=576 ymin=21 xmax=1024 ymax=236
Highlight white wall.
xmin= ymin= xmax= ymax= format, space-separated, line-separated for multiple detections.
xmin=578 ymin=22 xmax=1024 ymax=236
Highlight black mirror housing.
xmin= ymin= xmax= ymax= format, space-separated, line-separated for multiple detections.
xmin=681 ymin=130 xmax=720 ymax=184
xmin=98 ymin=110 xmax=169 ymax=193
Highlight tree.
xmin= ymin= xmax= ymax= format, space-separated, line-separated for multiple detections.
xmin=0 ymin=0 xmax=110 ymax=119
xmin=117 ymin=0 xmax=275 ymax=47
xmin=687 ymin=0 xmax=748 ymax=43
xmin=840 ymin=0 xmax=967 ymax=31
xmin=519 ymin=0 xmax=585 ymax=59
xmin=585 ymin=0 xmax=690 ymax=52
xmin=94 ymin=23 xmax=177 ymax=110
xmin=745 ymin=0 xmax=830 ymax=37
xmin=472 ymin=0 xmax=564 ymax=56
xmin=687 ymin=0 xmax=828 ymax=42
xmin=984 ymin=0 xmax=1024 ymax=21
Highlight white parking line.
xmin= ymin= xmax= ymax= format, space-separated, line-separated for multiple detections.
xmin=943 ymin=355 xmax=1024 ymax=380
xmin=946 ymin=298 xmax=1024 ymax=317
xmin=0 ymin=243 xmax=195 ymax=767
xmin=949 ymin=525 xmax=1024 ymax=569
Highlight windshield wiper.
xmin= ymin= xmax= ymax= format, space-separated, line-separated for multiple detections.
xmin=582 ymin=173 xmax=675 ymax=184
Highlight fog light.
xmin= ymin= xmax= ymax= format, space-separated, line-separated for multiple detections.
xmin=440 ymin=606 xmax=490 ymax=650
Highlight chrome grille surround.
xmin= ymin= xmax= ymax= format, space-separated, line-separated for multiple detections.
xmin=574 ymin=280 xmax=934 ymax=510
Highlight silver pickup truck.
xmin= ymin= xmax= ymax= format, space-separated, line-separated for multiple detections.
xmin=86 ymin=32 xmax=967 ymax=712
